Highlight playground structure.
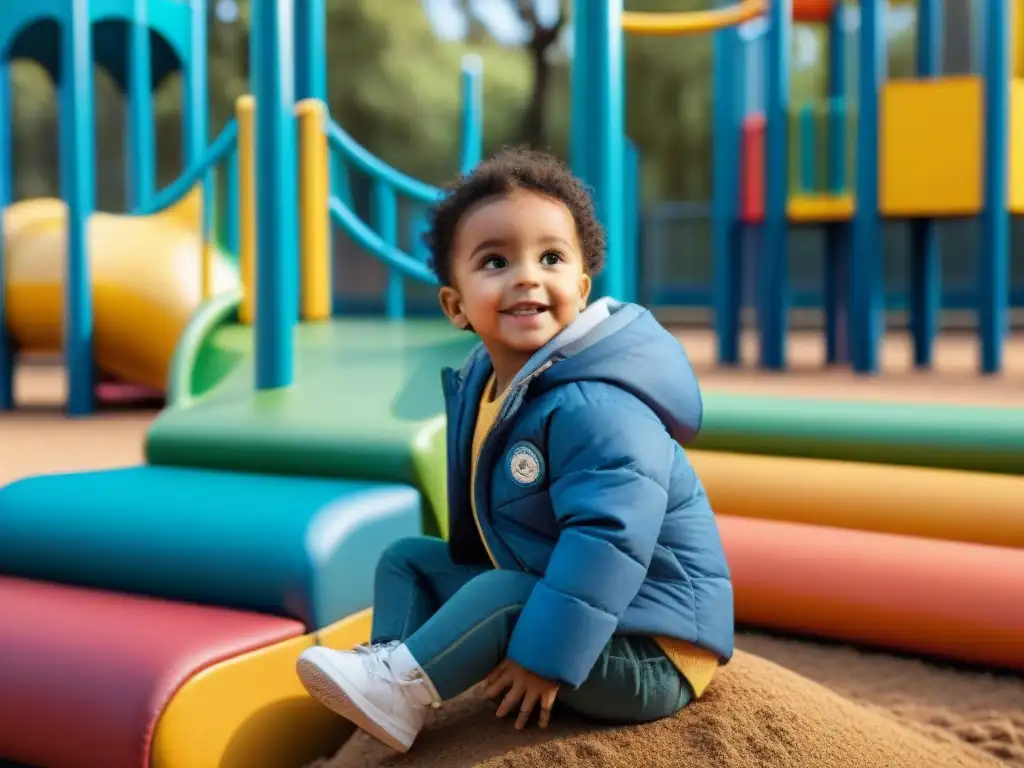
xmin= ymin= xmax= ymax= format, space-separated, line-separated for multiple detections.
xmin=710 ymin=0 xmax=1018 ymax=374
xmin=3 ymin=190 xmax=238 ymax=395
xmin=576 ymin=0 xmax=1022 ymax=377
xmin=0 ymin=2 xmax=1023 ymax=768
xmin=0 ymin=0 xmax=220 ymax=413
xmin=0 ymin=0 xmax=484 ymax=416
xmin=4 ymin=2 xmax=1018 ymax=419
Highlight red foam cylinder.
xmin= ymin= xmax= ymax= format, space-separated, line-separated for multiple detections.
xmin=718 ymin=515 xmax=1024 ymax=670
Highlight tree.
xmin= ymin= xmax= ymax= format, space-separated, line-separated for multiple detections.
xmin=457 ymin=0 xmax=568 ymax=149
xmin=512 ymin=0 xmax=569 ymax=149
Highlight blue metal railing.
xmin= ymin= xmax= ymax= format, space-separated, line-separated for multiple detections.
xmin=134 ymin=119 xmax=238 ymax=217
xmin=640 ymin=202 xmax=1024 ymax=312
xmin=325 ymin=55 xmax=483 ymax=319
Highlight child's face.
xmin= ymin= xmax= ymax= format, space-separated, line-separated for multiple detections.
xmin=439 ymin=190 xmax=592 ymax=370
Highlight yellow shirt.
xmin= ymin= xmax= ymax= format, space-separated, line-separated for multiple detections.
xmin=653 ymin=637 xmax=720 ymax=697
xmin=469 ymin=375 xmax=719 ymax=697
xmin=470 ymin=375 xmax=508 ymax=568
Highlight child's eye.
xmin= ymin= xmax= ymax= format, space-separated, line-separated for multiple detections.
xmin=483 ymin=255 xmax=506 ymax=270
xmin=541 ymin=251 xmax=562 ymax=266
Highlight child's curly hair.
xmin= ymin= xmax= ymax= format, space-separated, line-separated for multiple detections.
xmin=423 ymin=146 xmax=606 ymax=286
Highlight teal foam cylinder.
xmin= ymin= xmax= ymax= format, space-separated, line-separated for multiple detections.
xmin=0 ymin=467 xmax=423 ymax=629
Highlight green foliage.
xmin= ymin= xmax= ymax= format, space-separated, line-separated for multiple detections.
xmin=6 ymin=0 xmax=917 ymax=211
xmin=322 ymin=0 xmax=531 ymax=185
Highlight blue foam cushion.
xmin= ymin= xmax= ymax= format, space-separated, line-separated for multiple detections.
xmin=0 ymin=467 xmax=422 ymax=630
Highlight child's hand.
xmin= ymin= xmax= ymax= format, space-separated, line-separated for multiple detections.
xmin=484 ymin=657 xmax=560 ymax=730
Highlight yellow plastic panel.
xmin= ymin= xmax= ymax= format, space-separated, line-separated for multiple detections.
xmin=880 ymin=77 xmax=983 ymax=216
xmin=1015 ymin=0 xmax=1024 ymax=78
xmin=787 ymin=193 xmax=854 ymax=221
xmin=317 ymin=607 xmax=373 ymax=648
xmin=1010 ymin=82 xmax=1024 ymax=213
xmin=151 ymin=634 xmax=351 ymax=768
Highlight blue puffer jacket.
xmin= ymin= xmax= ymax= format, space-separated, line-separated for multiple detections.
xmin=441 ymin=298 xmax=734 ymax=688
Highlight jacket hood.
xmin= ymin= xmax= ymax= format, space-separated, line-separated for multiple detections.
xmin=521 ymin=298 xmax=703 ymax=443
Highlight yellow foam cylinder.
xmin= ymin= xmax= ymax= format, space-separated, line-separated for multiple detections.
xmin=295 ymin=99 xmax=331 ymax=322
xmin=690 ymin=451 xmax=1024 ymax=549
xmin=236 ymin=95 xmax=256 ymax=325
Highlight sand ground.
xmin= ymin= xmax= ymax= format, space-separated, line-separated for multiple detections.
xmin=2 ymin=329 xmax=1023 ymax=764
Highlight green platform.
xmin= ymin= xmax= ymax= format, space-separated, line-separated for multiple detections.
xmin=146 ymin=297 xmax=477 ymax=536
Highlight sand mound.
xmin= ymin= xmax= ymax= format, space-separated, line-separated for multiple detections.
xmin=316 ymin=651 xmax=1005 ymax=768
xmin=739 ymin=633 xmax=1024 ymax=767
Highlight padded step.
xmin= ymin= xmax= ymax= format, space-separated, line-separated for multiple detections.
xmin=0 ymin=466 xmax=422 ymax=629
xmin=0 ymin=575 xmax=304 ymax=768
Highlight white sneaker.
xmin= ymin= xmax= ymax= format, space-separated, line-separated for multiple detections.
xmin=296 ymin=641 xmax=441 ymax=753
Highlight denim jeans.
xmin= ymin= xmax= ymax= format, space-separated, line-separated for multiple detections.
xmin=370 ymin=536 xmax=692 ymax=724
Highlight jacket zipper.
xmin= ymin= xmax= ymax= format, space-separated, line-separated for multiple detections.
xmin=470 ymin=378 xmax=512 ymax=569
xmin=471 ymin=370 xmax=547 ymax=573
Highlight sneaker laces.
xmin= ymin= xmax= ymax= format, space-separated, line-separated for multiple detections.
xmin=353 ymin=640 xmax=438 ymax=704
xmin=353 ymin=641 xmax=404 ymax=682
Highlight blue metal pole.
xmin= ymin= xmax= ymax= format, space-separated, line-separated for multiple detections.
xmin=570 ymin=7 xmax=592 ymax=186
xmin=712 ymin=23 xmax=741 ymax=365
xmin=0 ymin=62 xmax=11 ymax=411
xmin=623 ymin=138 xmax=639 ymax=303
xmin=826 ymin=8 xmax=847 ymax=195
xmin=127 ymin=0 xmax=155 ymax=210
xmin=584 ymin=0 xmax=625 ymax=301
xmin=184 ymin=2 xmax=211 ymax=236
xmin=824 ymin=1 xmax=849 ymax=366
xmin=980 ymin=0 xmax=1010 ymax=374
xmin=295 ymin=0 xmax=332 ymax=319
xmin=60 ymin=4 xmax=97 ymax=416
xmin=850 ymin=0 xmax=885 ymax=374
xmin=252 ymin=0 xmax=299 ymax=389
xmin=798 ymin=104 xmax=816 ymax=192
xmin=909 ymin=0 xmax=942 ymax=369
xmin=760 ymin=0 xmax=792 ymax=370
xmin=225 ymin=147 xmax=240 ymax=255
xmin=295 ymin=0 xmax=326 ymax=100
xmin=459 ymin=54 xmax=483 ymax=174
xmin=374 ymin=181 xmax=403 ymax=319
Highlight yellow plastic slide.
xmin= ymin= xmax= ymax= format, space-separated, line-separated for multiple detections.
xmin=2 ymin=191 xmax=238 ymax=392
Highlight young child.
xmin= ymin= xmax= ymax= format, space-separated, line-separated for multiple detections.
xmin=296 ymin=147 xmax=734 ymax=753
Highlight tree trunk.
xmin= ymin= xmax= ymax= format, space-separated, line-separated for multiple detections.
xmin=521 ymin=46 xmax=551 ymax=148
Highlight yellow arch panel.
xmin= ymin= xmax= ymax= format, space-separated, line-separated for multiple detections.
xmin=317 ymin=607 xmax=373 ymax=648
xmin=151 ymin=611 xmax=372 ymax=768
xmin=150 ymin=634 xmax=350 ymax=768
xmin=621 ymin=0 xmax=766 ymax=35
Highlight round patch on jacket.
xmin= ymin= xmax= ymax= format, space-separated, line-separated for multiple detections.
xmin=507 ymin=441 xmax=545 ymax=487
